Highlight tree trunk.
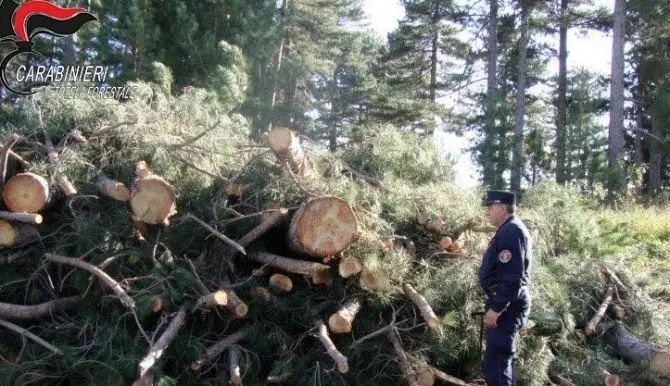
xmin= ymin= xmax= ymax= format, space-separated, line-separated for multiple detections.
xmin=3 ymin=172 xmax=49 ymax=213
xmin=328 ymin=297 xmax=362 ymax=334
xmin=429 ymin=0 xmax=441 ymax=103
xmin=289 ymin=196 xmax=358 ymax=258
xmin=483 ymin=0 xmax=498 ymax=187
xmin=604 ymin=321 xmax=670 ymax=375
xmin=267 ymin=0 xmax=288 ymax=133
xmin=63 ymin=35 xmax=76 ymax=66
xmin=607 ymin=0 xmax=626 ymax=196
xmin=648 ymin=103 xmax=662 ymax=194
xmin=556 ymin=0 xmax=568 ymax=185
xmin=130 ymin=161 xmax=177 ymax=225
xmin=266 ymin=127 xmax=314 ymax=177
xmin=511 ymin=1 xmax=529 ymax=193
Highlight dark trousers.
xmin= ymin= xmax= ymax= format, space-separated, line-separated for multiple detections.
xmin=482 ymin=293 xmax=530 ymax=386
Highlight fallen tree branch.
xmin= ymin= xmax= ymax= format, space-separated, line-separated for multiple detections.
xmin=388 ymin=327 xmax=419 ymax=386
xmin=403 ymin=284 xmax=440 ymax=330
xmin=247 ymin=252 xmax=330 ymax=276
xmin=314 ymin=319 xmax=349 ymax=373
xmin=585 ymin=285 xmax=614 ymax=336
xmin=429 ymin=365 xmax=471 ymax=386
xmin=134 ymin=306 xmax=187 ymax=386
xmin=600 ymin=266 xmax=627 ymax=290
xmin=192 ymin=290 xmax=228 ymax=312
xmin=0 ymin=296 xmax=80 ymax=320
xmin=0 ymin=211 xmax=42 ymax=224
xmin=184 ymin=213 xmax=246 ymax=255
xmin=191 ymin=327 xmax=252 ymax=371
xmin=341 ymin=166 xmax=382 ymax=188
xmin=0 ymin=318 xmax=63 ymax=355
xmin=45 ymin=253 xmax=135 ymax=309
xmin=236 ymin=208 xmax=289 ymax=249
xmin=229 ymin=346 xmax=242 ymax=385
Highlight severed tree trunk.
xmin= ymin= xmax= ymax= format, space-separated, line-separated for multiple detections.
xmin=314 ymin=319 xmax=349 ymax=373
xmin=0 ymin=220 xmax=40 ymax=247
xmin=247 ymin=252 xmax=330 ymax=276
xmin=266 ymin=127 xmax=313 ymax=177
xmin=269 ymin=273 xmax=293 ymax=293
xmin=225 ymin=289 xmax=248 ymax=318
xmin=130 ymin=161 xmax=177 ymax=225
xmin=403 ymin=284 xmax=440 ymax=330
xmin=585 ymin=286 xmax=614 ymax=336
xmin=289 ymin=196 xmax=358 ymax=258
xmin=328 ymin=297 xmax=362 ymax=334
xmin=3 ymin=172 xmax=49 ymax=213
xmin=604 ymin=321 xmax=670 ymax=375
xmin=339 ymin=257 xmax=362 ymax=278
xmin=97 ymin=177 xmax=130 ymax=202
xmin=0 ymin=296 xmax=80 ymax=320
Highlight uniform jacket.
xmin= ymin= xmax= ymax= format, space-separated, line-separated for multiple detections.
xmin=478 ymin=216 xmax=532 ymax=313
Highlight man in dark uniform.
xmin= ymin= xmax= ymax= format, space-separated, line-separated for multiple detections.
xmin=478 ymin=190 xmax=532 ymax=386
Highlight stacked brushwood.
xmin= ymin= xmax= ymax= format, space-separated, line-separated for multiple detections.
xmin=2 ymin=86 xmax=670 ymax=386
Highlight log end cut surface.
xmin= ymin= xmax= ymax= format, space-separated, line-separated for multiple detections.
xmin=3 ymin=172 xmax=49 ymax=213
xmin=0 ymin=220 xmax=16 ymax=246
xmin=291 ymin=196 xmax=358 ymax=257
xmin=266 ymin=127 xmax=293 ymax=153
xmin=328 ymin=314 xmax=352 ymax=334
xmin=130 ymin=176 xmax=177 ymax=224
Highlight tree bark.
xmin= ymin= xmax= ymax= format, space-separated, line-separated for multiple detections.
xmin=429 ymin=0 xmax=441 ymax=103
xmin=266 ymin=127 xmax=314 ymax=177
xmin=191 ymin=328 xmax=251 ymax=371
xmin=0 ymin=211 xmax=42 ymax=224
xmin=0 ymin=133 xmax=21 ymax=191
xmin=289 ymin=196 xmax=358 ymax=258
xmin=389 ymin=327 xmax=420 ymax=386
xmin=585 ymin=285 xmax=614 ymax=336
xmin=315 ymin=319 xmax=349 ymax=373
xmin=229 ymin=347 xmax=242 ymax=385
xmin=267 ymin=0 xmax=288 ymax=133
xmin=607 ymin=0 xmax=626 ymax=196
xmin=556 ymin=0 xmax=568 ymax=185
xmin=604 ymin=321 xmax=670 ymax=375
xmin=483 ymin=0 xmax=498 ymax=187
xmin=648 ymin=103 xmax=663 ymax=194
xmin=97 ymin=177 xmax=130 ymax=202
xmin=511 ymin=0 xmax=529 ymax=193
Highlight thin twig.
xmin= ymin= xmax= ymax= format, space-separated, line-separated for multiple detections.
xmin=175 ymin=155 xmax=228 ymax=183
xmin=183 ymin=213 xmax=246 ymax=255
xmin=0 ymin=318 xmax=63 ymax=355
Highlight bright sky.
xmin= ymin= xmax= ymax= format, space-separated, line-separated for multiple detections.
xmin=362 ymin=0 xmax=614 ymax=188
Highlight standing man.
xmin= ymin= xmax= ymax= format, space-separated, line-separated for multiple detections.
xmin=478 ymin=190 xmax=532 ymax=386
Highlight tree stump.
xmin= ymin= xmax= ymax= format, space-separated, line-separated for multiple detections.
xmin=3 ymin=172 xmax=49 ymax=213
xmin=130 ymin=162 xmax=177 ymax=225
xmin=289 ymin=196 xmax=358 ymax=258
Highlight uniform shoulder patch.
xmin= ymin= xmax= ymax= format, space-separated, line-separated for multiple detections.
xmin=498 ymin=249 xmax=512 ymax=263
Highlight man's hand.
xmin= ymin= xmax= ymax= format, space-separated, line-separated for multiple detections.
xmin=484 ymin=309 xmax=501 ymax=328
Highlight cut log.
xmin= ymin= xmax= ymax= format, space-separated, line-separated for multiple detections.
xmin=194 ymin=290 xmax=229 ymax=311
xmin=3 ymin=172 xmax=49 ymax=213
xmin=0 ymin=210 xmax=42 ymax=224
xmin=585 ymin=285 xmax=614 ymax=336
xmin=247 ymin=252 xmax=330 ymax=276
xmin=97 ymin=177 xmax=130 ymax=202
xmin=311 ymin=270 xmax=333 ymax=286
xmin=403 ymin=284 xmax=440 ymax=330
xmin=269 ymin=273 xmax=293 ymax=293
xmin=45 ymin=253 xmax=135 ymax=309
xmin=225 ymin=289 xmax=248 ymax=318
xmin=130 ymin=162 xmax=177 ymax=225
xmin=389 ymin=327 xmax=419 ymax=386
xmin=339 ymin=257 xmax=363 ymax=278
xmin=603 ymin=321 xmax=670 ymax=375
xmin=603 ymin=369 xmax=619 ymax=386
xmin=134 ymin=306 xmax=187 ymax=386
xmin=429 ymin=366 xmax=471 ymax=386
xmin=0 ymin=221 xmax=41 ymax=247
xmin=151 ymin=297 xmax=163 ymax=313
xmin=359 ymin=268 xmax=391 ymax=293
xmin=328 ymin=297 xmax=362 ymax=334
xmin=289 ymin=196 xmax=358 ymax=258
xmin=314 ymin=319 xmax=349 ymax=373
xmin=265 ymin=126 xmax=313 ymax=177
xmin=0 ymin=296 xmax=80 ymax=320
xmin=191 ymin=327 xmax=251 ymax=371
